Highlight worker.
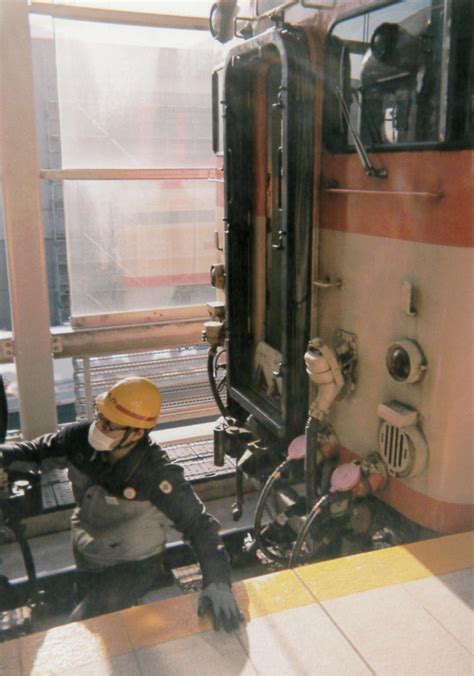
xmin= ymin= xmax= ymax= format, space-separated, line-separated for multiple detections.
xmin=0 ymin=377 xmax=243 ymax=631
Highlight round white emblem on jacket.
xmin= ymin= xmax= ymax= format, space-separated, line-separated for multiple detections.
xmin=159 ymin=480 xmax=173 ymax=494
xmin=123 ymin=486 xmax=136 ymax=500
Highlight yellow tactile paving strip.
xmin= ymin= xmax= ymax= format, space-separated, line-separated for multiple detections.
xmin=1 ymin=532 xmax=472 ymax=674
xmin=121 ymin=569 xmax=315 ymax=652
xmin=294 ymin=530 xmax=474 ymax=601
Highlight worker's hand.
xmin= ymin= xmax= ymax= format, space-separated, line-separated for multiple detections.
xmin=197 ymin=582 xmax=244 ymax=632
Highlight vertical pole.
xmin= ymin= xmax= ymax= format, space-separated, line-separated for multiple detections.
xmin=0 ymin=0 xmax=57 ymax=437
xmin=83 ymin=356 xmax=94 ymax=419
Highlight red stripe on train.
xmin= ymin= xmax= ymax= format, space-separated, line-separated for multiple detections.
xmin=321 ymin=150 xmax=474 ymax=248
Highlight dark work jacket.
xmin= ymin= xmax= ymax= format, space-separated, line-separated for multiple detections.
xmin=0 ymin=422 xmax=231 ymax=587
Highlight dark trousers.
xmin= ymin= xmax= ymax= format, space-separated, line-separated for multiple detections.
xmin=69 ymin=554 xmax=164 ymax=622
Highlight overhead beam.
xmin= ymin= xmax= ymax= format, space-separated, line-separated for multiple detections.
xmin=50 ymin=318 xmax=207 ymax=359
xmin=0 ymin=314 xmax=208 ymax=364
xmin=41 ymin=168 xmax=218 ymax=181
xmin=29 ymin=3 xmax=209 ymax=30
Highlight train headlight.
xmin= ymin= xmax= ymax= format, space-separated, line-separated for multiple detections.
xmin=369 ymin=22 xmax=420 ymax=71
xmin=386 ymin=339 xmax=427 ymax=384
xmin=370 ymin=22 xmax=400 ymax=64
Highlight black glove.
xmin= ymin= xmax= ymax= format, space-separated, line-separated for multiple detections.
xmin=197 ymin=582 xmax=244 ymax=632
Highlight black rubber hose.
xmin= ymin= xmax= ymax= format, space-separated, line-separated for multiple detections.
xmin=289 ymin=493 xmax=331 ymax=568
xmin=0 ymin=374 xmax=8 ymax=443
xmin=207 ymin=349 xmax=228 ymax=420
xmin=6 ymin=517 xmax=39 ymax=605
xmin=232 ymin=466 xmax=244 ymax=521
xmin=305 ymin=416 xmax=321 ymax=512
xmin=253 ymin=458 xmax=292 ymax=563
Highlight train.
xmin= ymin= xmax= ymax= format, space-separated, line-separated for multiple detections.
xmin=203 ymin=0 xmax=473 ymax=565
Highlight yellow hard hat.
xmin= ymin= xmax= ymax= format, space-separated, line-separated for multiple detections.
xmin=95 ymin=377 xmax=161 ymax=429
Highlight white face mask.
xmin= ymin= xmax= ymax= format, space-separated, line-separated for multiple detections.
xmin=88 ymin=421 xmax=120 ymax=452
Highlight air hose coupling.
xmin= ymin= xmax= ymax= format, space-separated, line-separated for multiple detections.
xmin=202 ymin=302 xmax=226 ymax=353
xmin=202 ymin=321 xmax=225 ymax=354
xmin=304 ymin=338 xmax=344 ymax=420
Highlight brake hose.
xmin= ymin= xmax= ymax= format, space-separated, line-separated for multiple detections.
xmin=305 ymin=416 xmax=321 ymax=511
xmin=289 ymin=493 xmax=332 ymax=568
xmin=207 ymin=348 xmax=229 ymax=420
xmin=0 ymin=374 xmax=8 ymax=443
xmin=253 ymin=458 xmax=293 ymax=563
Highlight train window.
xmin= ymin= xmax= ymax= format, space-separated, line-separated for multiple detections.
xmin=325 ymin=0 xmax=473 ymax=151
xmin=256 ymin=0 xmax=287 ymax=14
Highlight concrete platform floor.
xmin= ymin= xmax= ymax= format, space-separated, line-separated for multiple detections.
xmin=1 ymin=532 xmax=472 ymax=676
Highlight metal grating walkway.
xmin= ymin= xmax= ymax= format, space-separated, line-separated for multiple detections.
xmin=162 ymin=438 xmax=235 ymax=482
xmin=40 ymin=438 xmax=234 ymax=510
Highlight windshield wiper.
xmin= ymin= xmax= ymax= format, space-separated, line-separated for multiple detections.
xmin=335 ymin=85 xmax=388 ymax=178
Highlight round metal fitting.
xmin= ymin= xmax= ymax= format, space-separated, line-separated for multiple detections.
xmin=386 ymin=339 xmax=427 ymax=384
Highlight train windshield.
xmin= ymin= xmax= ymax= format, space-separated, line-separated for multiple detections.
xmin=325 ymin=0 xmax=473 ymax=150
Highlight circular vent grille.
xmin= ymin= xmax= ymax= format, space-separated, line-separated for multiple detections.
xmin=379 ymin=422 xmax=414 ymax=477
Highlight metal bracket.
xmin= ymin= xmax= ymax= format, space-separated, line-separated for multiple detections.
xmin=234 ymin=15 xmax=254 ymax=39
xmin=334 ymin=329 xmax=358 ymax=398
xmin=313 ymin=277 xmax=342 ymax=289
xmin=300 ymin=0 xmax=336 ymax=8
xmin=272 ymin=230 xmax=286 ymax=250
xmin=210 ymin=263 xmax=226 ymax=290
xmin=272 ymin=87 xmax=287 ymax=110
xmin=215 ymin=230 xmax=224 ymax=252
xmin=402 ymin=281 xmax=417 ymax=316
xmin=0 ymin=337 xmax=14 ymax=361
xmin=272 ymin=362 xmax=284 ymax=378
xmin=235 ymin=1 xmax=297 ymax=37
xmin=334 ymin=329 xmax=357 ymax=358
xmin=51 ymin=335 xmax=63 ymax=355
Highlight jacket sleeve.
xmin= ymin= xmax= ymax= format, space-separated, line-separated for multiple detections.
xmin=0 ymin=426 xmax=72 ymax=468
xmin=146 ymin=462 xmax=232 ymax=588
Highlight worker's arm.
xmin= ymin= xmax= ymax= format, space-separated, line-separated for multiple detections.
xmin=0 ymin=422 xmax=85 ymax=469
xmin=143 ymin=455 xmax=243 ymax=631
xmin=146 ymin=460 xmax=231 ymax=586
